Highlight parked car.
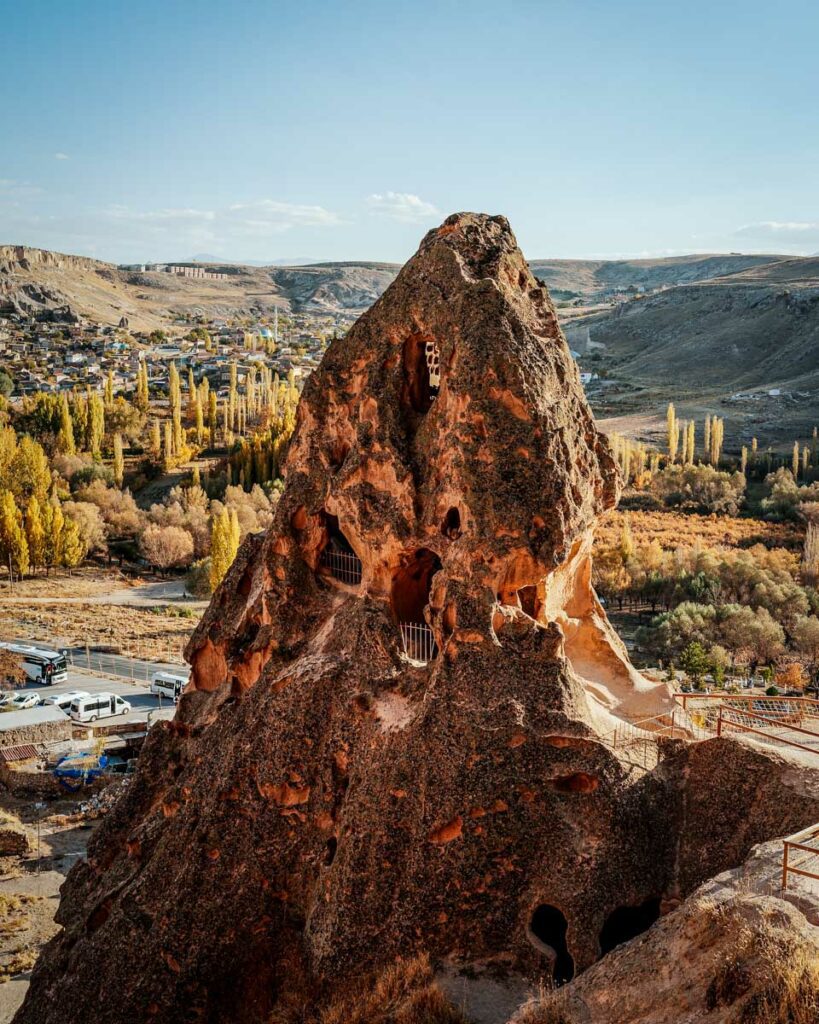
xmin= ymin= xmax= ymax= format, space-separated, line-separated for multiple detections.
xmin=10 ymin=692 xmax=42 ymax=710
xmin=42 ymin=690 xmax=90 ymax=712
xmin=0 ymin=692 xmax=15 ymax=708
xmin=69 ymin=693 xmax=131 ymax=723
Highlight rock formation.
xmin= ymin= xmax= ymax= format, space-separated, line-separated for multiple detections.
xmin=16 ymin=214 xmax=819 ymax=1024
xmin=515 ymin=837 xmax=819 ymax=1024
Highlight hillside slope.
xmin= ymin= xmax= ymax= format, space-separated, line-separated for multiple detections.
xmin=528 ymin=253 xmax=788 ymax=300
xmin=577 ymin=259 xmax=819 ymax=445
xmin=0 ymin=247 xmax=399 ymax=327
xmin=0 ymin=245 xmax=794 ymax=327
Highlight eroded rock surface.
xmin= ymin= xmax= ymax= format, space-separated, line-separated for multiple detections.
xmin=515 ymin=837 xmax=819 ymax=1024
xmin=16 ymin=215 xmax=819 ymax=1024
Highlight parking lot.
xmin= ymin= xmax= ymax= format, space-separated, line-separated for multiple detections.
xmin=3 ymin=665 xmax=182 ymax=727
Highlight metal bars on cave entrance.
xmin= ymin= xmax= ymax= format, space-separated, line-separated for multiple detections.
xmin=320 ymin=548 xmax=363 ymax=586
xmin=399 ymin=622 xmax=437 ymax=665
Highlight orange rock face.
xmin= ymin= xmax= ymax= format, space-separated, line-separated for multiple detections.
xmin=17 ymin=214 xmax=819 ymax=1024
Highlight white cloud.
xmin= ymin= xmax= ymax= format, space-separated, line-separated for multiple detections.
xmin=0 ymin=179 xmax=45 ymax=199
xmin=54 ymin=152 xmax=69 ymax=160
xmin=366 ymin=191 xmax=440 ymax=223
xmin=734 ymin=221 xmax=819 ymax=247
xmin=225 ymin=199 xmax=343 ymax=234
xmin=0 ymin=197 xmax=346 ymax=261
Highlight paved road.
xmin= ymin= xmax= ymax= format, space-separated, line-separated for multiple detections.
xmin=67 ymin=648 xmax=187 ymax=683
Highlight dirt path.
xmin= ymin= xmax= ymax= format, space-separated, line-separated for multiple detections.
xmin=0 ymin=579 xmax=206 ymax=609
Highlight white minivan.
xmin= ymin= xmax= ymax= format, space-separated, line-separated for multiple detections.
xmin=69 ymin=692 xmax=131 ymax=723
xmin=150 ymin=671 xmax=188 ymax=703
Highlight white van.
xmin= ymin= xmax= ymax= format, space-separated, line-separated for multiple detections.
xmin=150 ymin=671 xmax=188 ymax=703
xmin=69 ymin=692 xmax=131 ymax=723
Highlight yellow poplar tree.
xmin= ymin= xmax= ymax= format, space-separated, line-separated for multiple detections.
xmin=24 ymin=495 xmax=45 ymax=571
xmin=113 ymin=433 xmax=124 ymax=487
xmin=666 ymin=403 xmax=677 ymax=464
xmin=58 ymin=393 xmax=76 ymax=455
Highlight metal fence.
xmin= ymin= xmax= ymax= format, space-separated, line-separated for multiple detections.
xmin=783 ymin=822 xmax=819 ymax=889
xmin=320 ymin=548 xmax=363 ymax=586
xmin=399 ymin=622 xmax=438 ymax=665
xmin=675 ymin=693 xmax=819 ymax=759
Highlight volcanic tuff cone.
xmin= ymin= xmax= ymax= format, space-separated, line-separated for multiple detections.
xmin=16 ymin=214 xmax=819 ymax=1024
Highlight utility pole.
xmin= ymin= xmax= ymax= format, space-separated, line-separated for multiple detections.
xmin=274 ymin=306 xmax=279 ymax=346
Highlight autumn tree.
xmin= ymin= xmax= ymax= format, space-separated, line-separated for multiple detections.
xmin=87 ymin=392 xmax=105 ymax=457
xmin=140 ymin=523 xmax=194 ymax=572
xmin=136 ymin=360 xmax=150 ymax=412
xmin=58 ymin=393 xmax=76 ymax=454
xmin=24 ymin=496 xmax=45 ymax=571
xmin=0 ymin=490 xmax=28 ymax=577
xmin=803 ymin=520 xmax=819 ymax=585
xmin=113 ymin=433 xmax=124 ymax=487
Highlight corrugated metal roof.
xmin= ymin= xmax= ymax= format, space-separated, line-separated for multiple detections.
xmin=0 ymin=743 xmax=42 ymax=763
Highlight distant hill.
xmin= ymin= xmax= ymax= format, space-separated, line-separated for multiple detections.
xmin=528 ymin=253 xmax=789 ymax=301
xmin=570 ymin=256 xmax=819 ymax=446
xmin=0 ymin=247 xmax=399 ymax=328
xmin=0 ymin=245 xmax=795 ymax=328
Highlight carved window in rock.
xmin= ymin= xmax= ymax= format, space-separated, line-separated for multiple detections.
xmin=391 ymin=547 xmax=442 ymax=664
xmin=425 ymin=339 xmax=440 ymax=399
xmin=318 ymin=513 xmax=362 ymax=586
xmin=402 ymin=332 xmax=441 ymax=415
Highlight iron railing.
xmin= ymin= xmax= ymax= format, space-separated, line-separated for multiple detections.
xmin=782 ymin=822 xmax=819 ymax=889
xmin=399 ymin=622 xmax=437 ymax=665
xmin=320 ymin=548 xmax=362 ymax=586
xmin=675 ymin=693 xmax=819 ymax=759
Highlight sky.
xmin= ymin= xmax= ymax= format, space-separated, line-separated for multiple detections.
xmin=1 ymin=0 xmax=818 ymax=265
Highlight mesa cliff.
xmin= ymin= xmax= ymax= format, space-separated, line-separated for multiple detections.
xmin=16 ymin=214 xmax=819 ymax=1024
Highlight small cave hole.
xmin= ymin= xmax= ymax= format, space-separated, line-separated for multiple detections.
xmin=442 ymin=507 xmax=461 ymax=539
xmin=550 ymin=772 xmax=599 ymax=794
xmin=599 ymin=897 xmax=661 ymax=956
xmin=329 ymin=441 xmax=350 ymax=472
xmin=318 ymin=513 xmax=362 ymax=586
xmin=324 ymin=836 xmax=338 ymax=866
xmin=402 ymin=332 xmax=440 ymax=414
xmin=517 ymin=585 xmax=538 ymax=618
xmin=528 ymin=904 xmax=575 ymax=985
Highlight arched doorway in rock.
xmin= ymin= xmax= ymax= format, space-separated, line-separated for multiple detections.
xmin=318 ymin=512 xmax=362 ymax=586
xmin=527 ymin=904 xmax=575 ymax=985
xmin=598 ymin=897 xmax=661 ymax=956
xmin=402 ymin=331 xmax=441 ymax=414
xmin=391 ymin=548 xmax=442 ymax=664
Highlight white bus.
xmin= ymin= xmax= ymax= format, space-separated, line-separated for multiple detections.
xmin=150 ymin=671 xmax=188 ymax=702
xmin=0 ymin=642 xmax=68 ymax=686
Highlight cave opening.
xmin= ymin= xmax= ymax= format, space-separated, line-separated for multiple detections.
xmin=442 ymin=507 xmax=461 ymax=539
xmin=391 ymin=548 xmax=442 ymax=664
xmin=517 ymin=584 xmax=538 ymax=618
xmin=528 ymin=904 xmax=575 ymax=985
xmin=319 ymin=513 xmax=362 ymax=586
xmin=390 ymin=548 xmax=442 ymax=625
xmin=324 ymin=837 xmax=338 ymax=867
xmin=598 ymin=897 xmax=661 ymax=956
xmin=402 ymin=332 xmax=440 ymax=414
